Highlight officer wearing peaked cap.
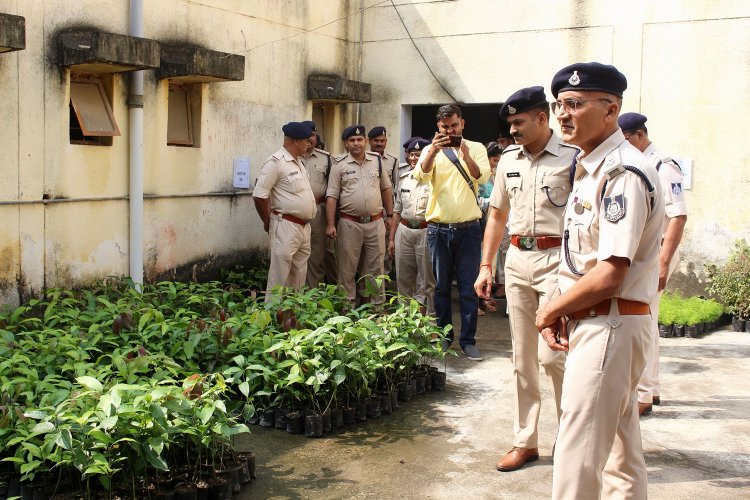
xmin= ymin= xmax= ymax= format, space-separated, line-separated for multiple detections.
xmin=302 ymin=121 xmax=338 ymax=288
xmin=326 ymin=125 xmax=394 ymax=304
xmin=368 ymin=126 xmax=400 ymax=282
xmin=619 ymin=112 xmax=688 ymax=417
xmin=253 ymin=121 xmax=317 ymax=301
xmin=389 ymin=138 xmax=435 ymax=314
xmin=475 ymin=86 xmax=577 ymax=472
xmin=536 ymin=62 xmax=665 ymax=498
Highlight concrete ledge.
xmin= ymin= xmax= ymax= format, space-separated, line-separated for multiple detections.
xmin=58 ymin=30 xmax=159 ymax=73
xmin=157 ymin=44 xmax=245 ymax=83
xmin=0 ymin=13 xmax=25 ymax=53
xmin=307 ymin=74 xmax=371 ymax=103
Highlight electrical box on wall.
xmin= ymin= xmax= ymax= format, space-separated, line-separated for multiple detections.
xmin=233 ymin=157 xmax=250 ymax=188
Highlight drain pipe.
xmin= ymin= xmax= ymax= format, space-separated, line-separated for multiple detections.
xmin=355 ymin=0 xmax=364 ymax=123
xmin=128 ymin=0 xmax=144 ymax=289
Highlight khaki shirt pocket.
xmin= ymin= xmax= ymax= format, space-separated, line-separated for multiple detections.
xmin=540 ymin=175 xmax=570 ymax=209
xmin=313 ymin=164 xmax=328 ymax=185
xmin=506 ymin=176 xmax=523 ymax=209
xmin=568 ymin=210 xmax=595 ymax=254
xmin=284 ymin=171 xmax=305 ymax=193
xmin=367 ymin=168 xmax=380 ymax=188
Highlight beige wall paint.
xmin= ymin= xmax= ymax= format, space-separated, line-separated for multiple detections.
xmin=1 ymin=0 xmax=748 ymax=305
xmin=0 ymin=0 xmax=359 ymax=306
xmin=358 ymin=0 xmax=750 ymax=293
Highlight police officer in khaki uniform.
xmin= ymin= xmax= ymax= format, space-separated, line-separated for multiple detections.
xmin=302 ymin=121 xmax=337 ymax=288
xmin=536 ymin=62 xmax=665 ymax=498
xmin=619 ymin=112 xmax=688 ymax=415
xmin=369 ymin=126 xmax=400 ymax=280
xmin=326 ymin=125 xmax=394 ymax=303
xmin=253 ymin=121 xmax=317 ymax=300
xmin=389 ymin=138 xmax=435 ymax=314
xmin=475 ymin=86 xmax=577 ymax=472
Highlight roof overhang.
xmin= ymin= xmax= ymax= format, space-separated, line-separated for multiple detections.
xmin=157 ymin=44 xmax=245 ymax=83
xmin=307 ymin=74 xmax=371 ymax=103
xmin=58 ymin=30 xmax=159 ymax=74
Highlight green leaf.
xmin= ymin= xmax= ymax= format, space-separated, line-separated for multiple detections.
xmin=31 ymin=422 xmax=55 ymax=434
xmin=99 ymin=416 xmax=118 ymax=430
xmin=238 ymin=381 xmax=249 ymax=397
xmin=150 ymin=404 xmax=168 ymax=429
xmin=198 ymin=405 xmax=215 ymax=425
xmin=76 ymin=376 xmax=103 ymax=392
xmin=55 ymin=428 xmax=73 ymax=450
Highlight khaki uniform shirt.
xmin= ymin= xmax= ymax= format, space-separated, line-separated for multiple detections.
xmin=490 ymin=132 xmax=578 ymax=237
xmin=643 ymin=143 xmax=688 ymax=236
xmin=557 ymin=130 xmax=666 ymax=304
xmin=413 ymin=140 xmax=491 ymax=223
xmin=304 ymin=148 xmax=331 ymax=202
xmin=394 ymin=169 xmax=431 ymax=222
xmin=253 ymin=147 xmax=316 ymax=220
xmin=326 ymin=152 xmax=391 ymax=217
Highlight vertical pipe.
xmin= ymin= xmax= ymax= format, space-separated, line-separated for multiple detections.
xmin=355 ymin=0 xmax=364 ymax=123
xmin=129 ymin=0 xmax=144 ymax=288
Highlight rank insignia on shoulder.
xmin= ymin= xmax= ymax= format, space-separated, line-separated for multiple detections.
xmin=603 ymin=194 xmax=626 ymax=222
xmin=671 ymin=182 xmax=682 ymax=194
xmin=606 ymin=165 xmax=625 ymax=180
xmin=506 ymin=172 xmax=521 ymax=178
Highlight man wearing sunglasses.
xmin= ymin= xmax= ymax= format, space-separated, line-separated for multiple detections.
xmin=536 ymin=63 xmax=665 ymax=498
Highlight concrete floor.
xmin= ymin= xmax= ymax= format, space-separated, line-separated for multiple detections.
xmin=235 ymin=301 xmax=750 ymax=499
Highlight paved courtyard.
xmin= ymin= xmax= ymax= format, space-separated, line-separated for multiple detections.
xmin=236 ymin=302 xmax=750 ymax=499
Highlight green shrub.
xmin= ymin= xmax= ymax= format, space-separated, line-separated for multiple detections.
xmin=707 ymin=239 xmax=750 ymax=318
xmin=658 ymin=293 xmax=725 ymax=326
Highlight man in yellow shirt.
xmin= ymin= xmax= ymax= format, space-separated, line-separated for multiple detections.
xmin=414 ymin=104 xmax=491 ymax=360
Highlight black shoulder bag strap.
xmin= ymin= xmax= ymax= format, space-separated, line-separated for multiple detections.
xmin=325 ymin=153 xmax=332 ymax=181
xmin=441 ymin=148 xmax=478 ymax=204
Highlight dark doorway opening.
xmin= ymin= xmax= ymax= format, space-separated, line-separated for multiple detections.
xmin=409 ymin=103 xmax=504 ymax=146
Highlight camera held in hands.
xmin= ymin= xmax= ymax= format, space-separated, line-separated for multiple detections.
xmin=448 ymin=135 xmax=463 ymax=148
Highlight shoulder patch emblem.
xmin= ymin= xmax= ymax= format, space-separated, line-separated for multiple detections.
xmin=603 ymin=194 xmax=626 ymax=222
xmin=671 ymin=182 xmax=682 ymax=195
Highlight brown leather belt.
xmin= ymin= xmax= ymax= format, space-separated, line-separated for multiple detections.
xmin=340 ymin=212 xmax=383 ymax=224
xmin=511 ymin=235 xmax=563 ymax=251
xmin=569 ymin=298 xmax=650 ymax=320
xmin=315 ymin=196 xmax=326 ymax=205
xmin=272 ymin=210 xmax=309 ymax=226
xmin=400 ymin=218 xmax=428 ymax=229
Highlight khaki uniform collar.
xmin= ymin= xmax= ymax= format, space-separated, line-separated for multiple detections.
xmin=579 ymin=129 xmax=627 ymax=176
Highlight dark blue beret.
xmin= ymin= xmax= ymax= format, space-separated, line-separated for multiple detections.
xmin=551 ymin=62 xmax=627 ymax=98
xmin=368 ymin=126 xmax=387 ymax=139
xmin=282 ymin=121 xmax=314 ymax=140
xmin=342 ymin=125 xmax=366 ymax=140
xmin=618 ymin=112 xmax=647 ymax=133
xmin=499 ymin=86 xmax=548 ymax=118
xmin=402 ymin=136 xmax=420 ymax=150
xmin=302 ymin=120 xmax=317 ymax=132
xmin=406 ymin=138 xmax=431 ymax=152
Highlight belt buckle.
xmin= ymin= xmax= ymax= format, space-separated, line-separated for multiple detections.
xmin=360 ymin=215 xmax=372 ymax=223
xmin=409 ymin=220 xmax=421 ymax=229
xmin=519 ymin=236 xmax=535 ymax=250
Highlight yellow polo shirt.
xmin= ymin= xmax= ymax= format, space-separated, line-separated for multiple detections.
xmin=413 ymin=139 xmax=490 ymax=223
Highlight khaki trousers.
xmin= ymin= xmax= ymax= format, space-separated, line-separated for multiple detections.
xmin=637 ymin=254 xmax=679 ymax=403
xmin=265 ymin=214 xmax=311 ymax=301
xmin=306 ymin=205 xmax=338 ymax=288
xmin=505 ymin=245 xmax=566 ymax=448
xmin=552 ymin=307 xmax=650 ymax=500
xmin=395 ymin=225 xmax=435 ymax=314
xmin=336 ymin=218 xmax=385 ymax=303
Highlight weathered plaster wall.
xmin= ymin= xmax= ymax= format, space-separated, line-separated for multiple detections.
xmin=358 ymin=0 xmax=750 ymax=295
xmin=0 ymin=0 xmax=358 ymax=306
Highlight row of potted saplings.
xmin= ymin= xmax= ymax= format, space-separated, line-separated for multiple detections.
xmin=657 ymin=294 xmax=726 ymax=338
xmin=249 ymin=365 xmax=447 ymax=438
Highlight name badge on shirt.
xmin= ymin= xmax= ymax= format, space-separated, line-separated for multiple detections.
xmin=506 ymin=172 xmax=521 ymax=178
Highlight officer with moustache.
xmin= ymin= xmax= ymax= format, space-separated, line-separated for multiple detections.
xmin=475 ymin=86 xmax=576 ymax=472
xmin=326 ymin=125 xmax=394 ymax=304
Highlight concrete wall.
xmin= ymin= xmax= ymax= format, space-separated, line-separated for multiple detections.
xmin=0 ymin=0 xmax=359 ymax=306
xmin=1 ymin=0 xmax=748 ymax=305
xmin=358 ymin=0 xmax=750 ymax=295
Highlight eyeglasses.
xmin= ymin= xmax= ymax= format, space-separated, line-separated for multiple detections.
xmin=552 ymin=98 xmax=613 ymax=114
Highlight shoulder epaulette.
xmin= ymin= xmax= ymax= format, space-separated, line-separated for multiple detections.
xmin=332 ymin=153 xmax=348 ymax=163
xmin=314 ymin=148 xmax=330 ymax=156
xmin=501 ymin=145 xmax=521 ymax=155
